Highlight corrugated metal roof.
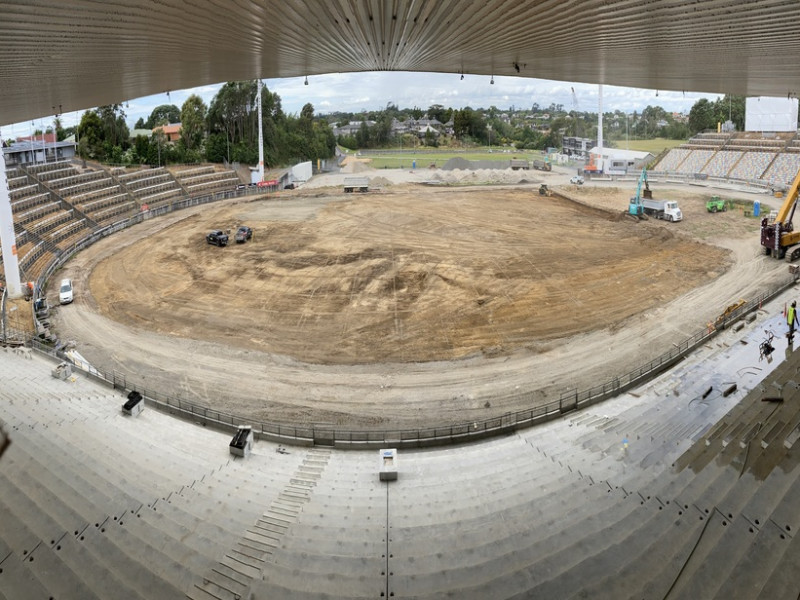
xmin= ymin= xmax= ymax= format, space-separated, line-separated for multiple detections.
xmin=0 ymin=1 xmax=798 ymax=126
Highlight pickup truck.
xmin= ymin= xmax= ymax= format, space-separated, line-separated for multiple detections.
xmin=206 ymin=229 xmax=229 ymax=246
xmin=234 ymin=225 xmax=253 ymax=243
xmin=570 ymin=175 xmax=584 ymax=185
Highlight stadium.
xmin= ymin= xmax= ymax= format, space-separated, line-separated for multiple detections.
xmin=2 ymin=2 xmax=800 ymax=599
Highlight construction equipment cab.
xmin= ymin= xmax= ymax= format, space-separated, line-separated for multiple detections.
xmin=628 ymin=168 xmax=653 ymax=217
xmin=762 ymin=169 xmax=800 ymax=260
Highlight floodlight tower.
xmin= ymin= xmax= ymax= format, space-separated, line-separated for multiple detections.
xmin=256 ymin=80 xmax=265 ymax=182
xmin=597 ymin=84 xmax=604 ymax=160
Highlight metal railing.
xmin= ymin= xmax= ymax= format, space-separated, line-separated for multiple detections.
xmin=26 ymin=282 xmax=792 ymax=450
xmin=10 ymin=165 xmax=795 ymax=448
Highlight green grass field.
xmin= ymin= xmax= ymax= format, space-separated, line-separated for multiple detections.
xmin=342 ymin=138 xmax=684 ymax=169
xmin=615 ymin=138 xmax=684 ymax=155
xmin=348 ymin=148 xmax=549 ymax=169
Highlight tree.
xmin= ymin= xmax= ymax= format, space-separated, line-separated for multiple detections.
xmin=712 ymin=94 xmax=745 ymax=131
xmin=96 ymin=104 xmax=129 ymax=151
xmin=202 ymin=80 xmax=332 ymax=166
xmin=145 ymin=104 xmax=180 ymax=128
xmin=180 ymin=94 xmax=207 ymax=151
xmin=427 ymin=104 xmax=448 ymax=123
xmin=77 ymin=110 xmax=104 ymax=159
xmin=688 ymin=98 xmax=715 ymax=133
xmin=299 ymin=103 xmax=315 ymax=137
xmin=453 ymin=108 xmax=472 ymax=139
xmin=355 ymin=121 xmax=371 ymax=147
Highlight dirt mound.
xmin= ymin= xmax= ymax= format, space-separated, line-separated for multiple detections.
xmin=369 ymin=176 xmax=392 ymax=187
xmin=442 ymin=157 xmax=474 ymax=170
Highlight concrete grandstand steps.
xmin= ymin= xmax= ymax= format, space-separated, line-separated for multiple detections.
xmin=389 ymin=462 xmax=591 ymax=523
xmin=746 ymin=460 xmax=800 ymax=538
xmin=654 ymin=454 xmax=799 ymax=598
xmin=714 ymin=519 xmax=793 ymax=600
xmin=6 ymin=422 xmax=156 ymax=511
xmin=390 ymin=487 xmax=645 ymax=598
xmin=754 ymin=530 xmax=800 ymax=600
xmin=391 ymin=478 xmax=610 ymax=539
xmin=0 ymin=469 xmax=90 ymax=549
xmin=389 ymin=484 xmax=615 ymax=569
xmin=155 ymin=482 xmax=265 ymax=537
xmin=0 ymin=491 xmax=49 ymax=559
xmin=257 ymin=553 xmax=383 ymax=598
xmin=14 ymin=540 xmax=106 ymax=600
xmin=0 ymin=490 xmax=132 ymax=600
xmin=1 ymin=434 xmax=143 ymax=529
xmin=188 ymin=448 xmax=333 ymax=600
xmin=58 ymin=417 xmax=224 ymax=485
xmin=278 ymin=521 xmax=383 ymax=553
xmin=62 ymin=516 xmax=186 ymax=598
xmin=529 ymin=505 xmax=705 ymax=600
xmin=666 ymin=513 xmax=758 ymax=600
xmin=249 ymin=575 xmax=379 ymax=600
xmin=0 ymin=543 xmax=61 ymax=600
xmin=575 ymin=510 xmax=708 ymax=600
xmin=102 ymin=504 xmax=218 ymax=580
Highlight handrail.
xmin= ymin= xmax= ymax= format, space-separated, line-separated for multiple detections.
xmin=27 ymin=280 xmax=793 ymax=450
xmin=9 ymin=169 xmax=794 ymax=449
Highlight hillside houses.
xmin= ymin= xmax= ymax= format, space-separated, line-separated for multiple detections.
xmin=334 ymin=117 xmax=453 ymax=139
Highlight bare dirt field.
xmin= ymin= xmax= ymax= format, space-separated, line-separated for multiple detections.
xmin=51 ymin=171 xmax=791 ymax=429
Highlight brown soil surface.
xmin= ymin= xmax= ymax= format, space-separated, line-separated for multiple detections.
xmin=50 ymin=178 xmax=791 ymax=429
xmin=90 ymin=188 xmax=728 ymax=364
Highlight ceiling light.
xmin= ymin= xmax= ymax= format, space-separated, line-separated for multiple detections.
xmin=304 ymin=76 xmax=309 ymax=86
xmin=490 ymin=76 xmax=494 ymax=85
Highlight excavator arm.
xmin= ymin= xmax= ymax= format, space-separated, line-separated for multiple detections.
xmin=775 ymin=168 xmax=800 ymax=225
xmin=762 ymin=168 xmax=800 ymax=259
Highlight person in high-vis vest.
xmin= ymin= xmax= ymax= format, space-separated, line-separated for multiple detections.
xmin=788 ymin=301 xmax=798 ymax=337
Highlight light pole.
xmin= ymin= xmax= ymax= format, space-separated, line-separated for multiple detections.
xmin=52 ymin=105 xmax=61 ymax=163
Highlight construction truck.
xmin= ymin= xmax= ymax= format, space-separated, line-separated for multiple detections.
xmin=628 ymin=168 xmax=653 ymax=218
xmin=343 ymin=177 xmax=369 ymax=193
xmin=761 ymin=168 xmax=800 ymax=260
xmin=510 ymin=159 xmax=530 ymax=170
xmin=706 ymin=196 xmax=728 ymax=212
xmin=532 ymin=159 xmax=552 ymax=172
xmin=642 ymin=199 xmax=682 ymax=222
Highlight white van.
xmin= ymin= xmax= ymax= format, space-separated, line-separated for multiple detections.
xmin=59 ymin=278 xmax=73 ymax=304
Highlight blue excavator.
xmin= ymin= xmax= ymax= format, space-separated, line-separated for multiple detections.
xmin=628 ymin=167 xmax=653 ymax=218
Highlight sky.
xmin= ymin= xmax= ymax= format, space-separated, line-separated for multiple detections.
xmin=0 ymin=72 xmax=724 ymax=139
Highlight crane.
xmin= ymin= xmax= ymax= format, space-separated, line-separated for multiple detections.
xmin=761 ymin=168 xmax=800 ymax=261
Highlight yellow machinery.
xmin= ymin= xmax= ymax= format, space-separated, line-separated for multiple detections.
xmin=761 ymin=169 xmax=800 ymax=260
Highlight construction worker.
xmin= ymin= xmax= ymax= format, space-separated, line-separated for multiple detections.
xmin=788 ymin=301 xmax=798 ymax=338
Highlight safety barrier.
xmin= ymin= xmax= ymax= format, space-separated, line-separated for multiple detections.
xmin=26 ymin=281 xmax=793 ymax=450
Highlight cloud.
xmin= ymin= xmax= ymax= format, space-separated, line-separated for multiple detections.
xmin=2 ymin=72 xmax=724 ymax=140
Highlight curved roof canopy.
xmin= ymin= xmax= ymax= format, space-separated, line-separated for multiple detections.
xmin=1 ymin=0 xmax=799 ymax=126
